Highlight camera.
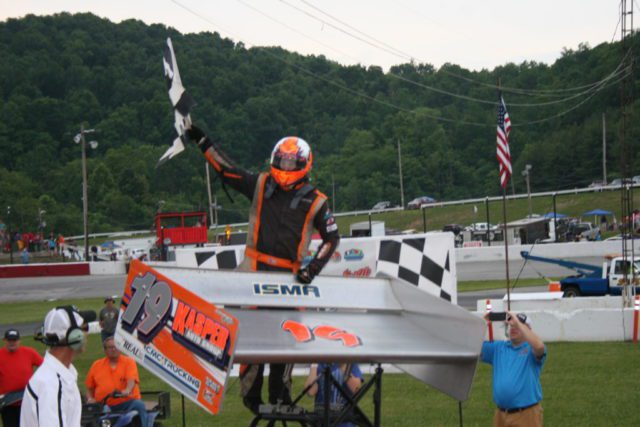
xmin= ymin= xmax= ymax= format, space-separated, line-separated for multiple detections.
xmin=488 ymin=312 xmax=510 ymax=321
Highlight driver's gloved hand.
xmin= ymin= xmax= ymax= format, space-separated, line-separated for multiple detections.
xmin=296 ymin=264 xmax=318 ymax=284
xmin=185 ymin=124 xmax=213 ymax=152
xmin=186 ymin=125 xmax=206 ymax=144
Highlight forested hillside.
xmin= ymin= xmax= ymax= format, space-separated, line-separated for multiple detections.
xmin=1 ymin=13 xmax=638 ymax=234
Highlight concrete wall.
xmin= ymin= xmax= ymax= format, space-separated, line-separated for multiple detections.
xmin=475 ymin=296 xmax=638 ymax=342
xmin=457 ymin=240 xmax=639 ymax=264
xmin=0 ymin=262 xmax=90 ymax=278
xmin=89 ymin=261 xmax=126 ymax=275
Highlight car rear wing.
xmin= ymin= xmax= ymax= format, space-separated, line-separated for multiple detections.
xmin=152 ymin=265 xmax=485 ymax=401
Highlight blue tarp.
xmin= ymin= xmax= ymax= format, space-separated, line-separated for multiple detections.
xmin=543 ymin=212 xmax=567 ymax=219
xmin=99 ymin=241 xmax=120 ymax=250
xmin=583 ymin=209 xmax=614 ymax=216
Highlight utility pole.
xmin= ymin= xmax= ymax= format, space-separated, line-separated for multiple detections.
xmin=81 ymin=125 xmax=89 ymax=261
xmin=205 ymin=162 xmax=214 ymax=228
xmin=6 ymin=206 xmax=12 ymax=264
xmin=602 ymin=113 xmax=607 ymax=185
xmin=214 ymin=195 xmax=219 ymax=227
xmin=485 ymin=197 xmax=491 ymax=247
xmin=620 ymin=0 xmax=635 ymax=307
xmin=331 ymin=174 xmax=336 ymax=212
xmin=74 ymin=125 xmax=97 ymax=262
xmin=522 ymin=164 xmax=533 ymax=218
xmin=397 ymin=139 xmax=405 ymax=208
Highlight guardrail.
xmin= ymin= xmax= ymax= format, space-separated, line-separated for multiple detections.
xmin=71 ymin=183 xmax=638 ymax=238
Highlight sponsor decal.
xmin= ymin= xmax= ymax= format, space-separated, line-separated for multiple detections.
xmin=344 ymin=248 xmax=364 ymax=261
xmin=331 ymin=251 xmax=342 ymax=262
xmin=282 ymin=320 xmax=362 ymax=347
xmin=206 ymin=376 xmax=221 ymax=394
xmin=144 ymin=344 xmax=201 ymax=395
xmin=116 ymin=261 xmax=238 ymax=415
xmin=118 ymin=336 xmax=144 ymax=362
xmin=253 ymin=283 xmax=320 ymax=297
xmin=342 ymin=267 xmax=372 ymax=277
xmin=171 ymin=301 xmax=231 ymax=365
xmin=463 ymin=241 xmax=483 ymax=248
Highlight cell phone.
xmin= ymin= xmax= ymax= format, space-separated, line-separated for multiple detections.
xmin=488 ymin=312 xmax=508 ymax=321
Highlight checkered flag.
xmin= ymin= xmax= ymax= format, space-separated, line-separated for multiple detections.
xmin=375 ymin=233 xmax=456 ymax=303
xmin=158 ymin=37 xmax=196 ymax=167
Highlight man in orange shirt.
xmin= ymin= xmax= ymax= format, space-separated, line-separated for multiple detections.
xmin=0 ymin=329 xmax=43 ymax=427
xmin=85 ymin=337 xmax=148 ymax=426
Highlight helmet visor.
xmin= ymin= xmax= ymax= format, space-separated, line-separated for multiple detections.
xmin=272 ymin=154 xmax=305 ymax=172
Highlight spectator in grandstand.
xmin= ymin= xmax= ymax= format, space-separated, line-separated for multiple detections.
xmin=20 ymin=248 xmax=29 ymax=264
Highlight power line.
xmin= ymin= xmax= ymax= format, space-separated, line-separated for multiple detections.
xmin=515 ymin=68 xmax=631 ymax=126
xmin=388 ymin=63 xmax=628 ymax=108
xmin=235 ymin=0 xmax=361 ymax=64
xmin=170 ymin=0 xmax=625 ymax=128
xmin=170 ymin=0 xmax=489 ymax=127
xmin=279 ymin=0 xmax=410 ymax=61
xmin=288 ymin=0 xmax=632 ymax=98
xmin=298 ymin=0 xmax=416 ymax=61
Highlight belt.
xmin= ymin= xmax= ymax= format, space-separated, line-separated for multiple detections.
xmin=498 ymin=402 xmax=538 ymax=414
xmin=245 ymin=247 xmax=301 ymax=272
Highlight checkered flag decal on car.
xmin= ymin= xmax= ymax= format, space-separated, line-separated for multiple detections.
xmin=195 ymin=249 xmax=241 ymax=269
xmin=375 ymin=234 xmax=456 ymax=303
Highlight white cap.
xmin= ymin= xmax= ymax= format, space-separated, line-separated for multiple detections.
xmin=43 ymin=307 xmax=85 ymax=342
xmin=516 ymin=313 xmax=532 ymax=327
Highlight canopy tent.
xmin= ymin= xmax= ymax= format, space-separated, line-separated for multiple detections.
xmin=543 ymin=212 xmax=567 ymax=219
xmin=583 ymin=209 xmax=614 ymax=216
xmin=583 ymin=209 xmax=616 ymax=232
xmin=99 ymin=241 xmax=120 ymax=250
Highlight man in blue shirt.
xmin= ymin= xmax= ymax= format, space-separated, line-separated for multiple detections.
xmin=304 ymin=363 xmax=363 ymax=427
xmin=481 ymin=312 xmax=546 ymax=427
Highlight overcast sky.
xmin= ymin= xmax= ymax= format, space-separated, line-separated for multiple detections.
xmin=0 ymin=0 xmax=625 ymax=71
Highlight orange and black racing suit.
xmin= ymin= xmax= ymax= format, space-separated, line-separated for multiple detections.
xmin=194 ymin=131 xmax=340 ymax=412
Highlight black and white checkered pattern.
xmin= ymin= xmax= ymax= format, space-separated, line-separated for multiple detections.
xmin=376 ymin=234 xmax=455 ymax=303
xmin=158 ymin=37 xmax=196 ymax=167
xmin=195 ymin=249 xmax=241 ymax=270
xmin=187 ymin=234 xmax=456 ymax=302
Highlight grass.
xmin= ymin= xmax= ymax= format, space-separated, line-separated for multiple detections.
xmin=333 ymin=189 xmax=624 ymax=235
xmin=457 ymin=277 xmax=557 ymax=293
xmin=1 ymin=298 xmax=638 ymax=425
xmin=0 ymin=298 xmax=107 ymax=325
xmin=0 ymin=281 xmax=492 ymax=326
xmin=0 ymin=279 xmax=549 ymax=326
xmin=207 ymin=186 xmax=628 ymax=236
xmin=0 ymin=252 xmax=66 ymax=265
xmin=15 ymin=335 xmax=640 ymax=426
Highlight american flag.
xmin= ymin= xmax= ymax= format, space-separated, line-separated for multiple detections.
xmin=496 ymin=96 xmax=512 ymax=188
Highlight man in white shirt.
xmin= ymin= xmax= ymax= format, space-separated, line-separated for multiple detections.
xmin=20 ymin=306 xmax=88 ymax=427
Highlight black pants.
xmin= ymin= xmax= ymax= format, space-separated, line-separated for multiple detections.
xmin=241 ymin=363 xmax=292 ymax=412
xmin=1 ymin=405 xmax=21 ymax=427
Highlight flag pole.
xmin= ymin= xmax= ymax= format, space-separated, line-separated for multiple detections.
xmin=497 ymin=78 xmax=511 ymax=310
xmin=502 ymin=186 xmax=511 ymax=311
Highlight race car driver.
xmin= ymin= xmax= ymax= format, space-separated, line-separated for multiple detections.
xmin=186 ymin=124 xmax=340 ymax=414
